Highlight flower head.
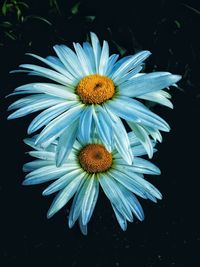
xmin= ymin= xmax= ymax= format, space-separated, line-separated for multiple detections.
xmin=8 ymin=33 xmax=181 ymax=166
xmin=23 ymin=133 xmax=162 ymax=234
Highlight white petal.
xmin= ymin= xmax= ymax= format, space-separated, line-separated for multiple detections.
xmin=73 ymin=43 xmax=92 ymax=75
xmin=43 ymin=169 xmax=84 ymax=196
xmin=8 ymin=98 xmax=63 ymax=120
xmin=14 ymin=83 xmax=77 ymax=99
xmin=104 ymin=107 xmax=133 ymax=164
xmin=90 ymin=32 xmax=101 ymax=73
xmin=127 ymin=122 xmax=154 ymax=158
xmin=53 ymin=45 xmax=83 ymax=79
xmin=92 ymin=105 xmax=113 ymax=150
xmin=26 ymin=53 xmax=76 ymax=83
xmin=98 ymin=40 xmax=109 ymax=75
xmin=112 ymin=204 xmax=127 ymax=231
xmin=81 ymin=175 xmax=98 ymax=225
xmin=28 ymin=101 xmax=77 ymax=134
xmin=78 ymin=105 xmax=93 ymax=143
xmin=111 ymin=51 xmax=151 ymax=79
xmin=35 ymin=104 xmax=84 ymax=146
xmin=56 ymin=119 xmax=79 ymax=166
xmin=120 ymin=72 xmax=181 ymax=97
xmin=99 ymin=174 xmax=133 ymax=222
xmin=19 ymin=64 xmax=72 ymax=86
xmin=47 ymin=173 xmax=83 ymax=218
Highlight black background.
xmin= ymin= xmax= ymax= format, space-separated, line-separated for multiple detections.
xmin=0 ymin=0 xmax=200 ymax=266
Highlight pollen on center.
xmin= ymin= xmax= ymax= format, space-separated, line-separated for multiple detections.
xmin=76 ymin=74 xmax=115 ymax=104
xmin=78 ymin=144 xmax=113 ymax=173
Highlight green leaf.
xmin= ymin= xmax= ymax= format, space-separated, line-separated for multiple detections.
xmin=5 ymin=31 xmax=17 ymax=40
xmin=16 ymin=7 xmax=21 ymax=20
xmin=24 ymin=15 xmax=52 ymax=26
xmin=2 ymin=2 xmax=13 ymax=16
xmin=17 ymin=2 xmax=29 ymax=9
xmin=71 ymin=2 xmax=80 ymax=15
xmin=2 ymin=1 xmax=8 ymax=16
xmin=0 ymin=21 xmax=12 ymax=28
xmin=182 ymin=3 xmax=200 ymax=15
xmin=85 ymin=16 xmax=96 ymax=23
xmin=112 ymin=40 xmax=127 ymax=56
xmin=174 ymin=20 xmax=181 ymax=28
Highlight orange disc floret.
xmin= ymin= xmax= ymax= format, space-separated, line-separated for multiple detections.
xmin=79 ymin=144 xmax=113 ymax=173
xmin=76 ymin=74 xmax=115 ymax=104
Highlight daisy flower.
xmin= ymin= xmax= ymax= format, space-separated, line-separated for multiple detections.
xmin=8 ymin=32 xmax=181 ymax=166
xmin=23 ymin=132 xmax=162 ymax=235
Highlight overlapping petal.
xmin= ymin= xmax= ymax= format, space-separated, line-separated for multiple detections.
xmin=23 ymin=134 xmax=162 ymax=234
xmin=8 ymin=32 xmax=181 ymax=166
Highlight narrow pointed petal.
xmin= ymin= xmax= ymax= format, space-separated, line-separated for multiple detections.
xmin=68 ymin=177 xmax=89 ymax=228
xmin=23 ymin=160 xmax=54 ymax=172
xmin=105 ymin=54 xmax=119 ymax=76
xmin=53 ymin=45 xmax=83 ymax=79
xmin=35 ymin=104 xmax=84 ymax=146
xmin=143 ymin=126 xmax=162 ymax=143
xmin=43 ymin=169 xmax=84 ymax=196
xmin=118 ymin=185 xmax=144 ymax=221
xmin=104 ymin=107 xmax=133 ymax=164
xmin=99 ymin=174 xmax=133 ymax=222
xmin=90 ymin=32 xmax=101 ymax=72
xmin=8 ymin=94 xmax=50 ymax=111
xmin=73 ymin=43 xmax=92 ymax=75
xmin=79 ymin=217 xmax=88 ymax=235
xmin=92 ymin=105 xmax=113 ymax=150
xmin=120 ymin=72 xmax=181 ymax=97
xmin=127 ymin=122 xmax=154 ymax=158
xmin=19 ymin=64 xmax=72 ymax=86
xmin=138 ymin=90 xmax=173 ymax=108
xmin=8 ymin=98 xmax=63 ymax=120
xmin=114 ymin=158 xmax=160 ymax=175
xmin=81 ymin=175 xmax=98 ymax=225
xmin=46 ymin=56 xmax=65 ymax=68
xmin=47 ymin=174 xmax=83 ymax=218
xmin=107 ymin=96 xmax=170 ymax=132
xmin=14 ymin=83 xmax=77 ymax=99
xmin=98 ymin=40 xmax=109 ymax=75
xmin=114 ymin=65 xmax=143 ymax=85
xmin=108 ymin=169 xmax=148 ymax=199
xmin=26 ymin=53 xmax=76 ymax=82
xmin=111 ymin=51 xmax=151 ymax=79
xmin=23 ymin=165 xmax=69 ymax=185
xmin=28 ymin=101 xmax=77 ymax=134
xmin=78 ymin=106 xmax=93 ymax=144
xmin=82 ymin=42 xmax=96 ymax=73
xmin=56 ymin=119 xmax=79 ymax=166
xmin=111 ymin=204 xmax=127 ymax=231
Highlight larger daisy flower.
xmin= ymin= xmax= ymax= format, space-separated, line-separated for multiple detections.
xmin=8 ymin=33 xmax=181 ymax=166
xmin=23 ymin=133 xmax=162 ymax=235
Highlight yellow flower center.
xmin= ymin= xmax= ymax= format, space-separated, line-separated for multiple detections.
xmin=79 ymin=144 xmax=113 ymax=173
xmin=76 ymin=74 xmax=115 ymax=104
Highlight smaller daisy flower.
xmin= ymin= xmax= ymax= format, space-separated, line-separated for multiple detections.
xmin=8 ymin=32 xmax=181 ymax=166
xmin=23 ymin=133 xmax=162 ymax=235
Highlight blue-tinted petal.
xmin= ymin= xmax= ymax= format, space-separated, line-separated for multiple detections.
xmin=43 ymin=169 xmax=84 ymax=196
xmin=56 ymin=119 xmax=79 ymax=166
xmin=47 ymin=173 xmax=83 ymax=218
xmin=92 ymin=105 xmax=113 ymax=150
xmin=35 ymin=104 xmax=84 ymax=146
xmin=127 ymin=122 xmax=154 ymax=158
xmin=90 ymin=32 xmax=101 ymax=73
xmin=8 ymin=98 xmax=63 ymax=120
xmin=98 ymin=40 xmax=109 ymax=75
xmin=28 ymin=101 xmax=77 ymax=134
xmin=120 ymin=72 xmax=181 ymax=97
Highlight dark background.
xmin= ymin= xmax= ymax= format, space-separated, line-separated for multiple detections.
xmin=0 ymin=0 xmax=200 ymax=266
